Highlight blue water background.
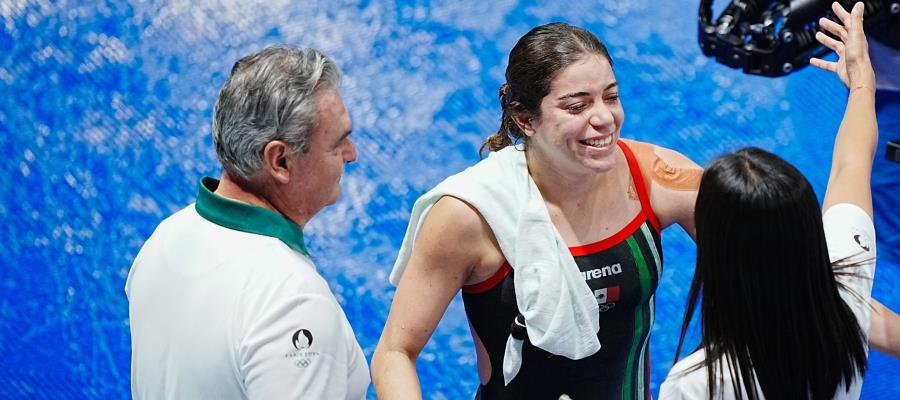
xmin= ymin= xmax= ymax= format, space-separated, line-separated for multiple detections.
xmin=1 ymin=1 xmax=898 ymax=398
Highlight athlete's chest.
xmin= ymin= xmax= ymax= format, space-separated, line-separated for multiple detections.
xmin=545 ymin=172 xmax=643 ymax=244
xmin=570 ymin=222 xmax=662 ymax=315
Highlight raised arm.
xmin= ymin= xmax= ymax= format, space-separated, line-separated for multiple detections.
xmin=372 ymin=196 xmax=500 ymax=399
xmin=812 ymin=2 xmax=900 ymax=360
xmin=811 ymin=2 xmax=877 ymax=216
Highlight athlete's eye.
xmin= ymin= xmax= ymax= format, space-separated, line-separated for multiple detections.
xmin=567 ymin=103 xmax=587 ymax=113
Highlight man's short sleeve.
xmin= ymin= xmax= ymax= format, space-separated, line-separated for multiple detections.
xmin=237 ymin=291 xmax=366 ymax=399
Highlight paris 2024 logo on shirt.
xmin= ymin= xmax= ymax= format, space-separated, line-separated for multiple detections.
xmin=853 ymin=232 xmax=872 ymax=253
xmin=283 ymin=328 xmax=320 ymax=368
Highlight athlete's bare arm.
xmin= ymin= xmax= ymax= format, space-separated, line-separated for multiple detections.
xmin=811 ymin=3 xmax=900 ymax=359
xmin=372 ymin=196 xmax=501 ymax=399
xmin=628 ymin=140 xmax=702 ymax=239
xmin=814 ymin=2 xmax=876 ymax=217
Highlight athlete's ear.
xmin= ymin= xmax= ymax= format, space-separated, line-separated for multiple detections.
xmin=511 ymin=114 xmax=536 ymax=137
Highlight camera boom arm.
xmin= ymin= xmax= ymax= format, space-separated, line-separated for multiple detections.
xmin=699 ymin=0 xmax=900 ymax=77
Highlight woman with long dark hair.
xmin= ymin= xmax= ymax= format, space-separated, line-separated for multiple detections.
xmin=660 ymin=3 xmax=877 ymax=399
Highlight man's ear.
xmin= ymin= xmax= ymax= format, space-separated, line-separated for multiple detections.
xmin=261 ymin=140 xmax=292 ymax=184
xmin=511 ymin=113 xmax=536 ymax=137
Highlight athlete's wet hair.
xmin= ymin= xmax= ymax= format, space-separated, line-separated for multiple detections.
xmin=481 ymin=22 xmax=612 ymax=154
xmin=674 ymin=147 xmax=868 ymax=399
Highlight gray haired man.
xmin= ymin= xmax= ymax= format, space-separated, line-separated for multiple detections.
xmin=126 ymin=46 xmax=367 ymax=399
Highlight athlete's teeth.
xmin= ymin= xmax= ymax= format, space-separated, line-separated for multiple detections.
xmin=583 ymin=137 xmax=611 ymax=147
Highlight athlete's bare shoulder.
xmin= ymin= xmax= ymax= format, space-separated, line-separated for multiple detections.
xmin=415 ymin=196 xmax=505 ymax=282
xmin=621 ymin=138 xmax=702 ymax=191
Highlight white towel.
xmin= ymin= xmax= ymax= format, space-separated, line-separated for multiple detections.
xmin=389 ymin=145 xmax=601 ymax=385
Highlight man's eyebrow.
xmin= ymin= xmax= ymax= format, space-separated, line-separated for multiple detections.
xmin=334 ymin=129 xmax=352 ymax=146
xmin=555 ymin=82 xmax=619 ymax=101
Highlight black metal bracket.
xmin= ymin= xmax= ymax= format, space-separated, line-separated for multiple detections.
xmin=699 ymin=0 xmax=900 ymax=77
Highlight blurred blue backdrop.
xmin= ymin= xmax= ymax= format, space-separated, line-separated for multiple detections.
xmin=1 ymin=0 xmax=898 ymax=398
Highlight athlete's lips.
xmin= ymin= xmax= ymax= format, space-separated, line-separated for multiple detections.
xmin=579 ymin=135 xmax=613 ymax=148
xmin=578 ymin=133 xmax=617 ymax=153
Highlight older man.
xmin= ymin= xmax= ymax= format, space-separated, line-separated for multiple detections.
xmin=126 ymin=46 xmax=367 ymax=399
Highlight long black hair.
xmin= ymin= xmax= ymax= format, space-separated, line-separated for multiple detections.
xmin=674 ymin=147 xmax=868 ymax=399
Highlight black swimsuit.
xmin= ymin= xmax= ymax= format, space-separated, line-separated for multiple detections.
xmin=463 ymin=140 xmax=663 ymax=400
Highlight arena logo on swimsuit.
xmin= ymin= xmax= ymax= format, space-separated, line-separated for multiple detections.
xmin=581 ymin=263 xmax=623 ymax=281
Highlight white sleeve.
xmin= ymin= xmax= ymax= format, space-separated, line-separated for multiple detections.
xmin=822 ymin=203 xmax=877 ymax=334
xmin=659 ymin=377 xmax=693 ymax=400
xmin=659 ymin=352 xmax=710 ymax=400
xmin=238 ymin=292 xmax=364 ymax=399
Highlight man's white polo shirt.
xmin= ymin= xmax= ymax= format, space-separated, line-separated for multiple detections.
xmin=126 ymin=177 xmax=370 ymax=399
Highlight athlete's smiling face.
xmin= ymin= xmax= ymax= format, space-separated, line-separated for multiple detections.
xmin=520 ymin=54 xmax=624 ymax=175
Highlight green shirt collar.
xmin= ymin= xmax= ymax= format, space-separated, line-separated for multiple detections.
xmin=195 ymin=176 xmax=309 ymax=256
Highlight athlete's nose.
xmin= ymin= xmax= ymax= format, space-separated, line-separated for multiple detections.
xmin=588 ymin=103 xmax=615 ymax=131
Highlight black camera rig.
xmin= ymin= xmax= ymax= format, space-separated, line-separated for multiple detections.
xmin=699 ymin=0 xmax=900 ymax=77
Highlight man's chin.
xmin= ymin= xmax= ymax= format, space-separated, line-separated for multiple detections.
xmin=326 ymin=191 xmax=342 ymax=206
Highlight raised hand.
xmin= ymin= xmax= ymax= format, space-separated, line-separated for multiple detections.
xmin=809 ymin=2 xmax=875 ymax=90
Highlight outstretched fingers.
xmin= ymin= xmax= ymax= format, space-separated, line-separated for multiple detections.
xmin=813 ymin=3 xmax=872 ymax=88
xmin=847 ymin=2 xmax=865 ymax=38
xmin=809 ymin=57 xmax=838 ymax=72
xmin=844 ymin=2 xmax=873 ymax=88
xmin=811 ymin=14 xmax=845 ymax=74
xmin=818 ymin=17 xmax=847 ymax=41
xmin=832 ymin=1 xmax=852 ymax=25
xmin=815 ymin=29 xmax=845 ymax=54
